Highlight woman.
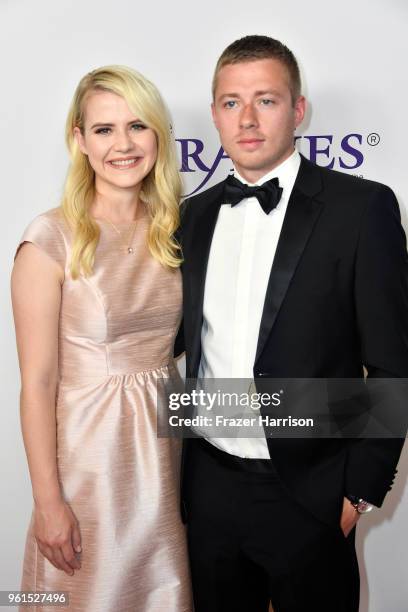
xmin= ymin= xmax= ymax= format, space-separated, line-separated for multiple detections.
xmin=11 ymin=66 xmax=192 ymax=611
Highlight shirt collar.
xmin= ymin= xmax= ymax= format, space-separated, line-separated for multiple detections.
xmin=233 ymin=149 xmax=301 ymax=190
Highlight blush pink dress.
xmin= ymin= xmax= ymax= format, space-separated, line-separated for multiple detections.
xmin=17 ymin=206 xmax=192 ymax=612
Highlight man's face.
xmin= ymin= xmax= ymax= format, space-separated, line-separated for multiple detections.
xmin=212 ymin=58 xmax=305 ymax=183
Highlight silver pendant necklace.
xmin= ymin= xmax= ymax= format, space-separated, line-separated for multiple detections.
xmin=103 ymin=218 xmax=138 ymax=254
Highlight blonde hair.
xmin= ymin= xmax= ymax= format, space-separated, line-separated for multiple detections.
xmin=62 ymin=65 xmax=182 ymax=279
xmin=212 ymin=35 xmax=301 ymax=105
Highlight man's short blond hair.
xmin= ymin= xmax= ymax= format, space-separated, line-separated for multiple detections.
xmin=212 ymin=35 xmax=301 ymax=105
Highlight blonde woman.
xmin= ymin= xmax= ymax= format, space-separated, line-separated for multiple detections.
xmin=11 ymin=66 xmax=192 ymax=611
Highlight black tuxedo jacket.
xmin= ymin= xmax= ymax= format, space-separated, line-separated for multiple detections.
xmin=176 ymin=154 xmax=408 ymax=526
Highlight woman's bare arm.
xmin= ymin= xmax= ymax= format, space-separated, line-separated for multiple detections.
xmin=11 ymin=243 xmax=81 ymax=575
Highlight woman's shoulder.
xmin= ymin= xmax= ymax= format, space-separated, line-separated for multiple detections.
xmin=25 ymin=207 xmax=68 ymax=233
xmin=17 ymin=207 xmax=69 ymax=268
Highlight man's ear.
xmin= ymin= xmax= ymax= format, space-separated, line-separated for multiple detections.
xmin=294 ymin=96 xmax=306 ymax=129
xmin=73 ymin=126 xmax=88 ymax=155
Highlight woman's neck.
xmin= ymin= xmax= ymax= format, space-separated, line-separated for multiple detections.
xmin=91 ymin=180 xmax=142 ymax=223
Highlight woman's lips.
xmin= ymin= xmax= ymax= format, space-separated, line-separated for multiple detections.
xmin=107 ymin=157 xmax=142 ymax=169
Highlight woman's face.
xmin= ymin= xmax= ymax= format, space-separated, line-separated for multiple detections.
xmin=74 ymin=89 xmax=158 ymax=194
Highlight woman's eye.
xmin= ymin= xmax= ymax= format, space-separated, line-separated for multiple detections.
xmin=131 ymin=123 xmax=146 ymax=130
xmin=95 ymin=127 xmax=111 ymax=134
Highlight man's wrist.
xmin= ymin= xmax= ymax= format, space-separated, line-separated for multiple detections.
xmin=346 ymin=494 xmax=374 ymax=515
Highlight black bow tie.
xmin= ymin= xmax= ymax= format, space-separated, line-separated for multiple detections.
xmin=223 ymin=174 xmax=283 ymax=215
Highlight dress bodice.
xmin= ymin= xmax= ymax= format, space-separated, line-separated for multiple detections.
xmin=18 ymin=207 xmax=182 ymax=384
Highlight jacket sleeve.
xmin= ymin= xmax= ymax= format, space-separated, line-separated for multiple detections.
xmin=172 ymin=198 xmax=191 ymax=359
xmin=345 ymin=184 xmax=408 ymax=506
xmin=174 ymin=321 xmax=185 ymax=358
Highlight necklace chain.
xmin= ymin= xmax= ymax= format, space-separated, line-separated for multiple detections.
xmin=103 ymin=218 xmax=138 ymax=254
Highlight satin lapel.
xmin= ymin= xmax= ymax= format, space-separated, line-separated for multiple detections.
xmin=188 ymin=183 xmax=224 ymax=376
xmin=255 ymin=157 xmax=324 ymax=363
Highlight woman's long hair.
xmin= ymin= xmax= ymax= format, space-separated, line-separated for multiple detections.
xmin=62 ymin=65 xmax=182 ymax=278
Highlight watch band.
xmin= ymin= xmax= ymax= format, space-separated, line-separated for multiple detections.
xmin=347 ymin=494 xmax=374 ymax=515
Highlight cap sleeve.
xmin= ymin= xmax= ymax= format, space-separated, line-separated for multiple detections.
xmin=15 ymin=212 xmax=66 ymax=270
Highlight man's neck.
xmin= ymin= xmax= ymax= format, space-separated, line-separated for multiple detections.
xmin=234 ymin=148 xmax=297 ymax=185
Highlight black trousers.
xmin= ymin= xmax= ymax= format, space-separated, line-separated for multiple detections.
xmin=184 ymin=438 xmax=360 ymax=612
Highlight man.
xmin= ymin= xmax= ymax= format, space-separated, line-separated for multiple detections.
xmin=177 ymin=35 xmax=408 ymax=611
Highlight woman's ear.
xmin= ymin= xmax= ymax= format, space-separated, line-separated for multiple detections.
xmin=73 ymin=126 xmax=88 ymax=155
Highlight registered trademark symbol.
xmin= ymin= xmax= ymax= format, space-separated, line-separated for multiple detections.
xmin=367 ymin=133 xmax=380 ymax=146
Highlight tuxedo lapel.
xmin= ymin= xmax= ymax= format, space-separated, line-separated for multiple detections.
xmin=255 ymin=156 xmax=324 ymax=363
xmin=188 ymin=182 xmax=225 ymax=376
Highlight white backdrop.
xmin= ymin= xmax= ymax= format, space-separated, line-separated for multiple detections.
xmin=1 ymin=1 xmax=407 ymax=610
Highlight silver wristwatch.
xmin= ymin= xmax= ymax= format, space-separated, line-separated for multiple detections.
xmin=347 ymin=495 xmax=374 ymax=515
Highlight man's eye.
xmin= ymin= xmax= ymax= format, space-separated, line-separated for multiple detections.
xmin=260 ymin=99 xmax=275 ymax=105
xmin=131 ymin=123 xmax=146 ymax=130
xmin=224 ymin=101 xmax=237 ymax=109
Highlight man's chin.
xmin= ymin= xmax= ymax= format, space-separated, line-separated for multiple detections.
xmin=233 ymin=151 xmax=294 ymax=177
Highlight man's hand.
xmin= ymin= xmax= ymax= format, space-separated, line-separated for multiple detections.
xmin=340 ymin=496 xmax=360 ymax=537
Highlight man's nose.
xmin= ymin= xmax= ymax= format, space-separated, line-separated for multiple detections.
xmin=239 ymin=104 xmax=258 ymax=129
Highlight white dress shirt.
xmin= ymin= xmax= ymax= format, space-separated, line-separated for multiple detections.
xmin=197 ymin=149 xmax=301 ymax=458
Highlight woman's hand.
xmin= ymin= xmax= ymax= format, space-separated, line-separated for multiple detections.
xmin=34 ymin=499 xmax=82 ymax=575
